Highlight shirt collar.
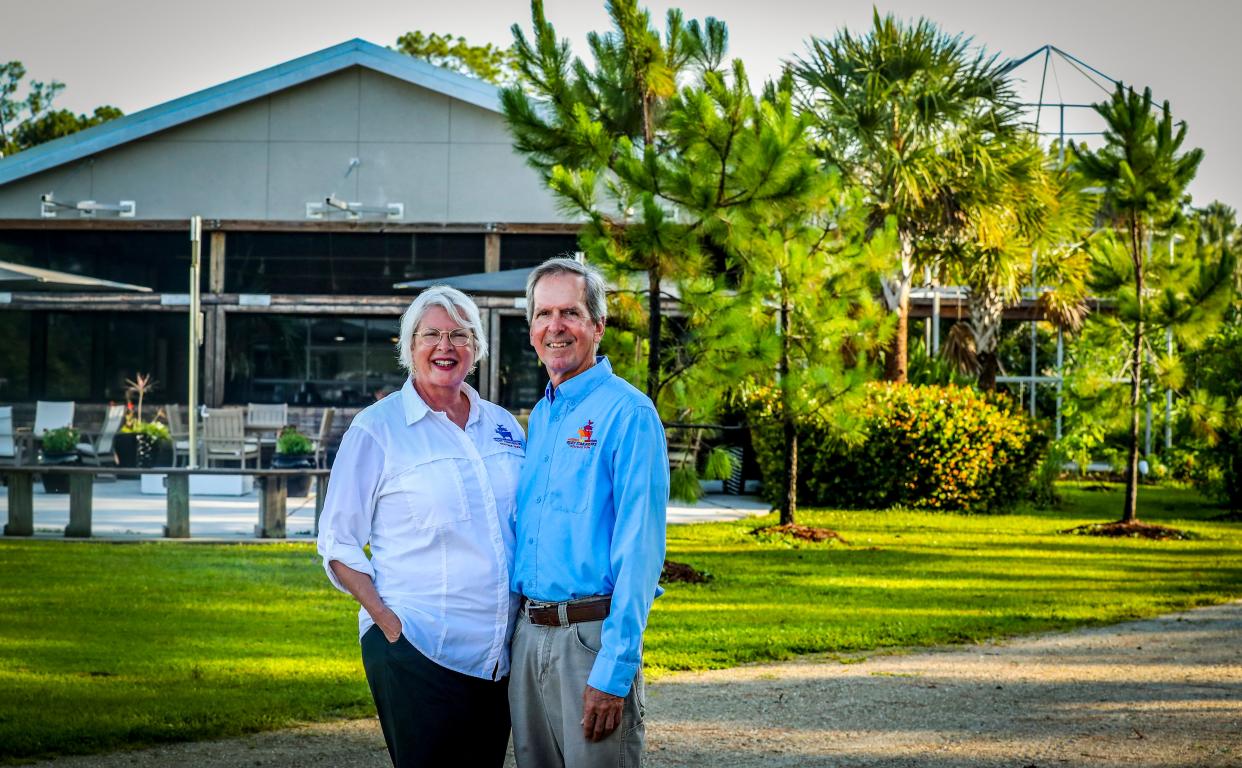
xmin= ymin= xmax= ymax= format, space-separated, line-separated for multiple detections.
xmin=402 ymin=376 xmax=481 ymax=427
xmin=544 ymin=356 xmax=611 ymax=406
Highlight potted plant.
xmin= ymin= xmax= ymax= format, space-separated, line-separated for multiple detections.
xmin=39 ymin=426 xmax=80 ymax=493
xmin=115 ymin=373 xmax=172 ymax=467
xmin=272 ymin=426 xmax=315 ymax=497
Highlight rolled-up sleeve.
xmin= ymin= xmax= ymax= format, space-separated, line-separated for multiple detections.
xmin=589 ymin=405 xmax=669 ymax=697
xmin=316 ymin=426 xmax=385 ymax=593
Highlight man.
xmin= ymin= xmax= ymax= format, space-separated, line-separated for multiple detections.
xmin=510 ymin=257 xmax=669 ymax=767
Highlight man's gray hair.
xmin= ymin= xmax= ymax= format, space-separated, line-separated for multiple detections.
xmin=525 ymin=257 xmax=608 ymax=324
xmin=397 ymin=285 xmax=489 ymax=375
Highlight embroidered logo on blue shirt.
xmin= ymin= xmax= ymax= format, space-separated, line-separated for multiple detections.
xmin=565 ymin=419 xmax=598 ymax=449
xmin=494 ymin=424 xmax=524 ymax=449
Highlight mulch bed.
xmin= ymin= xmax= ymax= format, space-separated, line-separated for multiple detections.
xmin=661 ymin=560 xmax=711 ymax=584
xmin=751 ymin=524 xmax=850 ymax=544
xmin=1060 ymin=520 xmax=1194 ymax=541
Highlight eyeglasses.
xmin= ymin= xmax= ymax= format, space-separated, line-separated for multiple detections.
xmin=417 ymin=328 xmax=474 ymax=348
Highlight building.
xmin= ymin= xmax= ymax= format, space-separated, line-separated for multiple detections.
xmin=0 ymin=39 xmax=576 ymax=432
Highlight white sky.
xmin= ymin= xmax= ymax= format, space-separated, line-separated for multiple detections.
xmin=5 ymin=0 xmax=1240 ymax=210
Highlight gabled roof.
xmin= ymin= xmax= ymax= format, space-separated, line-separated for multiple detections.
xmin=0 ymin=38 xmax=502 ymax=187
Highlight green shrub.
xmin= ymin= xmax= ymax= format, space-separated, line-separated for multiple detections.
xmin=276 ymin=426 xmax=314 ymax=455
xmin=41 ymin=427 xmax=80 ymax=454
xmin=748 ymin=383 xmax=1043 ymax=514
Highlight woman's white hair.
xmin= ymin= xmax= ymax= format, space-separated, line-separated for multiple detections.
xmin=396 ymin=285 xmax=488 ymax=375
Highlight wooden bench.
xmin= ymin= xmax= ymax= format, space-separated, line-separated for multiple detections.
xmin=1 ymin=467 xmax=331 ymax=540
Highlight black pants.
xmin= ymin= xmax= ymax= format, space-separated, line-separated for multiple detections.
xmin=360 ymin=625 xmax=510 ymax=768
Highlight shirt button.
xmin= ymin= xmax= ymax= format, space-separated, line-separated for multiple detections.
xmin=543 ymin=456 xmax=549 ymax=462
xmin=527 ymin=538 xmax=534 ymax=544
xmin=535 ymin=496 xmax=542 ymax=503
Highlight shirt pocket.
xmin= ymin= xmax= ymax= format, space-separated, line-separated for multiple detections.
xmin=395 ymin=459 xmax=471 ymax=529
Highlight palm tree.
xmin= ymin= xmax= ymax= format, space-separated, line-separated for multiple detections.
xmin=1072 ymin=84 xmax=1203 ymax=525
xmin=947 ymin=137 xmax=1093 ymax=389
xmin=794 ymin=10 xmax=1022 ymax=382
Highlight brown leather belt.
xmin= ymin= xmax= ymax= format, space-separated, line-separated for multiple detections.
xmin=523 ymin=595 xmax=612 ymax=627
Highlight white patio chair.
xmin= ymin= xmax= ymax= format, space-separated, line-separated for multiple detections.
xmin=203 ymin=407 xmax=259 ymax=468
xmin=246 ymin=403 xmax=288 ymax=448
xmin=311 ymin=407 xmax=335 ymax=468
xmin=0 ymin=406 xmax=18 ymax=466
xmin=166 ymin=404 xmax=194 ymax=467
xmin=77 ymin=404 xmax=125 ymax=466
xmin=34 ymin=400 xmax=74 ymax=436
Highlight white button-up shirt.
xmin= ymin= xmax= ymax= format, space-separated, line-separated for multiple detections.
xmin=317 ymin=378 xmax=525 ymax=680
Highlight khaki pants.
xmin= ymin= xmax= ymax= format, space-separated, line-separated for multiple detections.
xmin=508 ymin=612 xmax=645 ymax=767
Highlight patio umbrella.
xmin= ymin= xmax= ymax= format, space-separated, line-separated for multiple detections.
xmin=0 ymin=259 xmax=153 ymax=292
xmin=394 ymin=267 xmax=534 ymax=297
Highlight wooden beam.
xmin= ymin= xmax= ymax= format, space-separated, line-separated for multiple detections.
xmin=209 ymin=231 xmax=226 ymax=293
xmin=66 ymin=474 xmax=93 ymax=538
xmin=484 ymin=232 xmax=501 ymax=272
xmin=164 ymin=474 xmax=190 ymax=538
xmin=255 ymin=475 xmax=287 ymax=538
xmin=203 ymin=306 xmax=226 ymax=407
xmin=314 ymin=475 xmax=329 ymax=537
xmin=3 ymin=472 xmax=33 ymax=536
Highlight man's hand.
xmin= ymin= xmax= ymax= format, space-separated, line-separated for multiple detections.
xmin=376 ymin=607 xmax=402 ymax=644
xmin=581 ymin=685 xmax=624 ymax=742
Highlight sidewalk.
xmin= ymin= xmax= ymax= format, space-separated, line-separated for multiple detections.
xmin=0 ymin=478 xmax=771 ymax=540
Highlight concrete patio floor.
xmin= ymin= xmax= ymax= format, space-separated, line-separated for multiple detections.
xmin=0 ymin=477 xmax=771 ymax=540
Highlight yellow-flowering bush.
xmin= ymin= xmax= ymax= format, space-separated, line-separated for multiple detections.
xmin=747 ymin=382 xmax=1044 ymax=513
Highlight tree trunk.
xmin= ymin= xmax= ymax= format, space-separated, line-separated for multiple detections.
xmin=646 ymin=263 xmax=661 ymax=402
xmin=884 ymin=240 xmax=915 ymax=383
xmin=969 ymin=282 xmax=1005 ymax=391
xmin=978 ymin=352 xmax=1000 ymax=391
xmin=779 ymin=296 xmax=796 ymax=526
xmin=1122 ymin=217 xmax=1145 ymax=524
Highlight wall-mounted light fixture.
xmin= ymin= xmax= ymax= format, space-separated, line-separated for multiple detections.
xmin=306 ymin=194 xmax=403 ymax=220
xmin=41 ymin=193 xmax=135 ymax=218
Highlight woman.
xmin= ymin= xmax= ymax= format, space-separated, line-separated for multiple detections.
xmin=316 ymin=286 xmax=525 ymax=767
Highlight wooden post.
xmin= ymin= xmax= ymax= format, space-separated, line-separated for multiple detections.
xmin=65 ymin=473 xmax=93 ymax=538
xmin=164 ymin=474 xmax=190 ymax=538
xmin=484 ymin=232 xmax=501 ymax=273
xmin=3 ymin=472 xmax=33 ymax=536
xmin=256 ymin=475 xmax=287 ymax=538
xmin=314 ymin=474 xmax=329 ymax=537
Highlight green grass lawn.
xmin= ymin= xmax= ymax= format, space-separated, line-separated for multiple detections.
xmin=1 ymin=483 xmax=1239 ymax=763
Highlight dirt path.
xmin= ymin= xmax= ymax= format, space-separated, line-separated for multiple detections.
xmin=29 ymin=602 xmax=1242 ymax=767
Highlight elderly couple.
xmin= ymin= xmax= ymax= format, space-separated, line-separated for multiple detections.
xmin=316 ymin=257 xmax=670 ymax=768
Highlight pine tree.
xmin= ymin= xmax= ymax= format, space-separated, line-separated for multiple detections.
xmin=1073 ymin=85 xmax=1212 ymax=526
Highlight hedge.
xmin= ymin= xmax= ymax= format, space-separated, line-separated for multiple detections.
xmin=748 ymin=383 xmax=1043 ymax=513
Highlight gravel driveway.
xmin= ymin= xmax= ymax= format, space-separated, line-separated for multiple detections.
xmin=29 ymin=601 xmax=1242 ymax=767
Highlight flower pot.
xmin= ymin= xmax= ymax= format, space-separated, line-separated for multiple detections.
xmin=114 ymin=432 xmax=138 ymax=467
xmin=272 ymin=453 xmax=315 ymax=497
xmin=39 ymin=451 xmax=80 ymax=494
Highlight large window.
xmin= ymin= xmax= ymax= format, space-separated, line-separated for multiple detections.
xmin=225 ymin=314 xmax=414 ymax=406
xmin=0 ymin=310 xmax=188 ymax=402
xmin=226 ymin=233 xmax=485 ymax=295
xmin=0 ymin=231 xmax=207 ymax=292
xmin=500 ymin=234 xmax=580 ymax=270
xmin=497 ymin=314 xmax=547 ymax=411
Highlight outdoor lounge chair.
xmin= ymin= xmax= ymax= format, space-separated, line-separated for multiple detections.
xmin=165 ymin=404 xmax=194 ymax=467
xmin=0 ymin=406 xmax=19 ymax=466
xmin=34 ymin=400 xmax=74 ymax=436
xmin=76 ymin=404 xmax=126 ymax=466
xmin=312 ymin=407 xmax=335 ymax=468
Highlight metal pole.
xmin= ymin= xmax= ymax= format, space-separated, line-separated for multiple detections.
xmin=1055 ymin=328 xmax=1064 ymax=439
xmin=188 ymin=217 xmax=202 ymax=468
xmin=1029 ymin=252 xmax=1038 ymax=418
xmin=1165 ymin=236 xmax=1175 ymax=451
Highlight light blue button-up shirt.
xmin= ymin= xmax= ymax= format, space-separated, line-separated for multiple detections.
xmin=513 ymin=356 xmax=669 ymax=697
